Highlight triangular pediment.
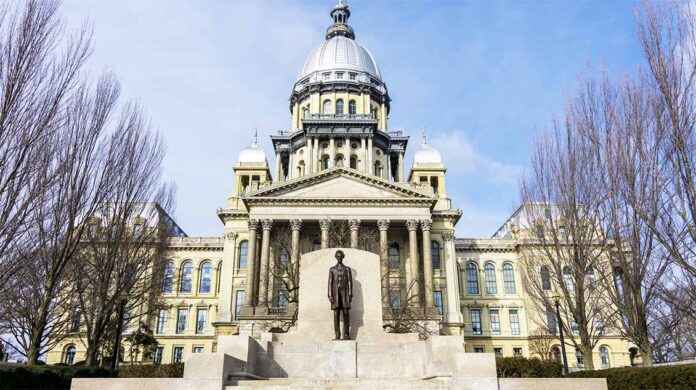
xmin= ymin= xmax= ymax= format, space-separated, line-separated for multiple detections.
xmin=244 ymin=167 xmax=434 ymax=202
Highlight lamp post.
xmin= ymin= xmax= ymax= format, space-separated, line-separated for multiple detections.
xmin=112 ymin=292 xmax=128 ymax=370
xmin=553 ymin=293 xmax=569 ymax=374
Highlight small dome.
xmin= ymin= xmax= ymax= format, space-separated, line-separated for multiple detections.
xmin=413 ymin=134 xmax=442 ymax=164
xmin=298 ymin=36 xmax=381 ymax=81
xmin=237 ymin=131 xmax=267 ymax=163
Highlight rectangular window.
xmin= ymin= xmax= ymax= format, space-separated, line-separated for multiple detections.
xmin=434 ymin=291 xmax=443 ymax=316
xmin=154 ymin=346 xmax=164 ymax=364
xmin=571 ymin=320 xmax=579 ymax=335
xmin=193 ymin=346 xmax=204 ymax=354
xmin=70 ymin=311 xmax=81 ymax=333
xmin=133 ymin=224 xmax=142 ymax=236
xmin=474 ymin=347 xmax=484 ymax=353
xmin=494 ymin=347 xmax=503 ymax=358
xmin=536 ymin=225 xmax=544 ymax=238
xmin=336 ymin=72 xmax=343 ymax=79
xmin=513 ymin=347 xmax=523 ymax=357
xmin=235 ymin=291 xmax=245 ymax=319
xmin=559 ymin=226 xmax=566 ymax=238
xmin=509 ymin=310 xmax=520 ymax=335
xmin=173 ymin=347 xmax=184 ymax=363
xmin=471 ymin=309 xmax=482 ymax=335
xmin=323 ymin=72 xmax=330 ymax=80
xmin=547 ymin=306 xmax=558 ymax=334
xmin=196 ymin=308 xmax=207 ymax=334
xmin=490 ymin=309 xmax=501 ymax=335
xmin=157 ymin=309 xmax=168 ymax=334
xmin=349 ymin=73 xmax=356 ymax=80
xmin=176 ymin=309 xmax=187 ymax=334
xmin=389 ymin=291 xmax=401 ymax=308
xmin=278 ymin=290 xmax=289 ymax=308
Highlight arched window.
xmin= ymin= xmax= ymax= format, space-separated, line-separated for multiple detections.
xmin=540 ymin=265 xmax=551 ymax=291
xmin=162 ymin=260 xmax=175 ymax=293
xmin=350 ymin=155 xmax=357 ymax=169
xmin=563 ymin=266 xmax=574 ymax=292
xmin=575 ymin=348 xmax=585 ymax=368
xmin=336 ymin=99 xmax=344 ymax=115
xmin=198 ymin=261 xmax=212 ymax=294
xmin=549 ymin=346 xmax=561 ymax=363
xmin=238 ymin=241 xmax=248 ymax=269
xmin=303 ymin=108 xmax=309 ymax=119
xmin=503 ymin=263 xmax=516 ymax=294
xmin=298 ymin=160 xmax=305 ymax=176
xmin=466 ymin=263 xmax=479 ymax=295
xmin=600 ymin=346 xmax=611 ymax=368
xmin=322 ymin=155 xmax=330 ymax=170
xmin=64 ymin=345 xmax=76 ymax=365
xmin=374 ymin=161 xmax=382 ymax=176
xmin=388 ymin=243 xmax=400 ymax=269
xmin=348 ymin=100 xmax=356 ymax=116
xmin=431 ymin=241 xmax=441 ymax=269
xmin=484 ymin=263 xmax=497 ymax=294
xmin=180 ymin=262 xmax=193 ymax=293
xmin=335 ymin=154 xmax=344 ymax=167
xmin=323 ymin=100 xmax=332 ymax=115
xmin=586 ymin=265 xmax=596 ymax=289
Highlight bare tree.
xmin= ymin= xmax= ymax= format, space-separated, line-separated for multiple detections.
xmin=635 ymin=1 xmax=696 ymax=280
xmin=519 ymin=90 xmax=616 ymax=369
xmin=2 ymin=75 xmax=117 ymax=365
xmin=0 ymin=0 xmax=90 ymax=306
xmin=528 ymin=328 xmax=556 ymax=362
xmin=67 ymin=102 xmax=174 ymax=366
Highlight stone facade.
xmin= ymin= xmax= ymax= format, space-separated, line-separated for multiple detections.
xmin=47 ymin=0 xmax=632 ymax=376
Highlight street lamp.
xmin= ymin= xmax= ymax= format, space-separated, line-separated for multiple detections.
xmin=112 ymin=292 xmax=128 ymax=370
xmin=552 ymin=293 xmax=569 ymax=374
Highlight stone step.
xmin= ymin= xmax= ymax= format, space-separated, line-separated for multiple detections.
xmin=231 ymin=377 xmax=455 ymax=390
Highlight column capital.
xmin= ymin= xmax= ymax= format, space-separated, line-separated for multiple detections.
xmin=442 ymin=230 xmax=456 ymax=242
xmin=349 ymin=219 xmax=361 ymax=231
xmin=248 ymin=219 xmax=260 ymax=231
xmin=290 ymin=219 xmax=303 ymax=231
xmin=406 ymin=219 xmax=420 ymax=231
xmin=377 ymin=219 xmax=390 ymax=231
xmin=319 ymin=219 xmax=332 ymax=231
xmin=261 ymin=219 xmax=274 ymax=231
xmin=420 ymin=219 xmax=433 ymax=231
xmin=225 ymin=231 xmax=238 ymax=241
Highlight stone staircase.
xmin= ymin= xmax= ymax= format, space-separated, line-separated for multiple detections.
xmin=231 ymin=377 xmax=456 ymax=390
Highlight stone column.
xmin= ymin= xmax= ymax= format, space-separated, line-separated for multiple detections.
xmin=442 ymin=231 xmax=464 ymax=324
xmin=329 ymin=137 xmax=335 ymax=168
xmin=306 ymin=136 xmax=313 ymax=174
xmin=257 ymin=219 xmax=273 ymax=308
xmin=406 ymin=219 xmax=420 ymax=305
xmin=243 ymin=220 xmax=259 ymax=308
xmin=360 ymin=137 xmax=367 ymax=172
xmin=367 ymin=137 xmax=373 ymax=175
xmin=398 ymin=152 xmax=404 ymax=182
xmin=314 ymin=138 xmax=320 ymax=172
xmin=275 ymin=152 xmax=281 ymax=181
xmin=378 ymin=219 xmax=390 ymax=307
xmin=320 ymin=219 xmax=332 ymax=249
xmin=288 ymin=151 xmax=294 ymax=180
xmin=289 ymin=218 xmax=302 ymax=306
xmin=215 ymin=231 xmax=237 ymax=323
xmin=349 ymin=219 xmax=360 ymax=249
xmin=421 ymin=219 xmax=435 ymax=309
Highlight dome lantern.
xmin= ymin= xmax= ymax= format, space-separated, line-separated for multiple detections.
xmin=326 ymin=0 xmax=355 ymax=40
xmin=413 ymin=131 xmax=443 ymax=165
xmin=237 ymin=129 xmax=268 ymax=164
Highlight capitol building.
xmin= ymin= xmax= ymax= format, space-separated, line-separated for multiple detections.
xmin=47 ymin=0 xmax=633 ymax=373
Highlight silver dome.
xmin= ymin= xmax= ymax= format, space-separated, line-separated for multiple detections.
xmin=297 ymin=36 xmax=381 ymax=81
xmin=413 ymin=134 xmax=443 ymax=164
xmin=238 ymin=131 xmax=267 ymax=164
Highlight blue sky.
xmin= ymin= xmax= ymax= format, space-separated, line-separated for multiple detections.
xmin=61 ymin=0 xmax=644 ymax=238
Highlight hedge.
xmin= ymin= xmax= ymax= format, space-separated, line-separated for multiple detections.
xmin=0 ymin=363 xmax=183 ymax=389
xmin=118 ymin=363 xmax=184 ymax=378
xmin=496 ymin=356 xmax=563 ymax=378
xmin=568 ymin=364 xmax=696 ymax=390
xmin=0 ymin=364 xmax=116 ymax=390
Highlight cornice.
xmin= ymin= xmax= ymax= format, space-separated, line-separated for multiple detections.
xmin=167 ymin=237 xmax=224 ymax=251
xmin=244 ymin=197 xmax=434 ymax=207
xmin=455 ymin=238 xmax=517 ymax=253
xmin=217 ymin=208 xmax=249 ymax=223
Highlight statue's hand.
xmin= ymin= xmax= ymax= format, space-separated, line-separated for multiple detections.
xmin=329 ymin=296 xmax=334 ymax=303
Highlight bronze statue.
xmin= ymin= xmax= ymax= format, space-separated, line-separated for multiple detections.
xmin=328 ymin=250 xmax=353 ymax=340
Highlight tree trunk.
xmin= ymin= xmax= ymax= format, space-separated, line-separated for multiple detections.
xmin=640 ymin=346 xmax=653 ymax=367
xmin=85 ymin=344 xmax=100 ymax=367
xmin=582 ymin=346 xmax=595 ymax=371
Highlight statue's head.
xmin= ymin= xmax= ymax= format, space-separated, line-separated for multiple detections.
xmin=335 ymin=250 xmax=345 ymax=264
